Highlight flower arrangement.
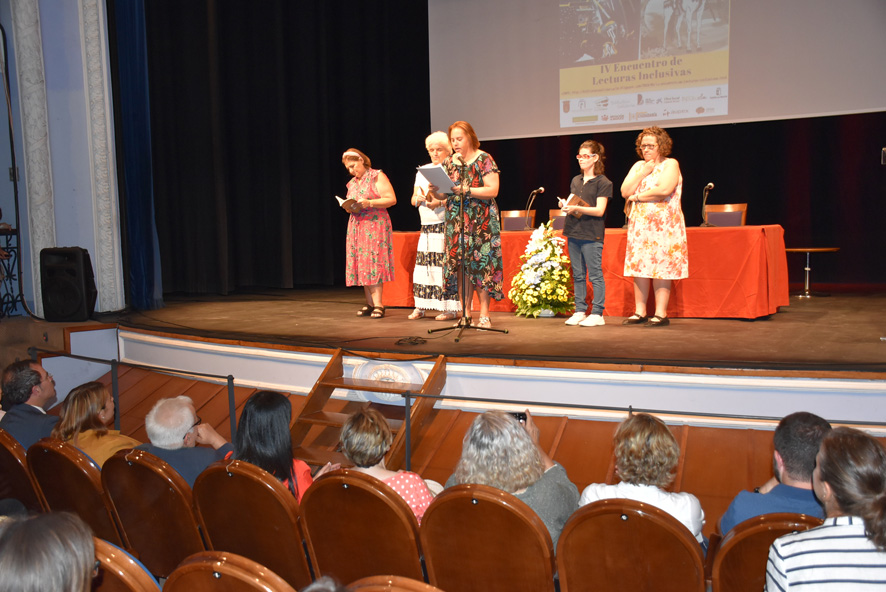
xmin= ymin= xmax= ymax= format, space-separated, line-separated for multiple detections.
xmin=508 ymin=220 xmax=573 ymax=318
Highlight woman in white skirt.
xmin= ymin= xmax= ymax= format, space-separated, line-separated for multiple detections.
xmin=409 ymin=132 xmax=461 ymax=320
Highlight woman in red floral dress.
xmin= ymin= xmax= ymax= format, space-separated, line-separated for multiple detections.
xmin=341 ymin=148 xmax=396 ymax=318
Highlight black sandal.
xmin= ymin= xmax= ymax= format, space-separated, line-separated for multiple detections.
xmin=622 ymin=313 xmax=648 ymax=325
xmin=357 ymin=305 xmax=372 ymax=317
xmin=370 ymin=306 xmax=385 ymax=319
xmin=644 ymin=315 xmax=670 ymax=327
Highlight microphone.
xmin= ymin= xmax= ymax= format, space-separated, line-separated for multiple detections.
xmin=701 ymin=182 xmax=715 ymax=227
xmin=453 ymin=154 xmax=465 ymax=166
xmin=524 ymin=187 xmax=545 ymax=229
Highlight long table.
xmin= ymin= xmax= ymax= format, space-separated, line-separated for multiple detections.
xmin=386 ymin=225 xmax=789 ymax=319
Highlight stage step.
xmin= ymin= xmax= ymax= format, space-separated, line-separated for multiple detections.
xmin=290 ymin=349 xmax=446 ymax=471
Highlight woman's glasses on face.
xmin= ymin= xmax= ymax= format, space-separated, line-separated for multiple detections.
xmin=576 ymin=154 xmax=595 ymax=160
xmin=640 ymin=144 xmax=658 ymax=150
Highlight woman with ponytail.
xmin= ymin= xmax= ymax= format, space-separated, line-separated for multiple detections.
xmin=766 ymin=427 xmax=886 ymax=589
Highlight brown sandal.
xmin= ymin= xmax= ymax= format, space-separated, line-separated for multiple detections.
xmin=370 ymin=306 xmax=385 ymax=319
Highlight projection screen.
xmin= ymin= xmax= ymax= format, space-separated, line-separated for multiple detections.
xmin=428 ymin=0 xmax=886 ymax=140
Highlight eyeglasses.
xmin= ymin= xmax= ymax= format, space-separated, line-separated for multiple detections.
xmin=640 ymin=144 xmax=658 ymax=150
xmin=576 ymin=154 xmax=595 ymax=160
xmin=184 ymin=416 xmax=202 ymax=440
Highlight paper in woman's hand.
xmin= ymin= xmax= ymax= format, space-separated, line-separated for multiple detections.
xmin=417 ymin=164 xmax=457 ymax=193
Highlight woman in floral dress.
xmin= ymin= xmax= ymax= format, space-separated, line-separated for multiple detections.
xmin=620 ymin=127 xmax=688 ymax=327
xmin=439 ymin=121 xmax=503 ymax=330
xmin=342 ymin=148 xmax=396 ymax=318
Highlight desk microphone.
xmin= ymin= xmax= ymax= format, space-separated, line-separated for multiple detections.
xmin=701 ymin=182 xmax=715 ymax=227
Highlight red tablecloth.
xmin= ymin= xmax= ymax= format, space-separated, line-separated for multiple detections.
xmin=386 ymin=225 xmax=789 ymax=319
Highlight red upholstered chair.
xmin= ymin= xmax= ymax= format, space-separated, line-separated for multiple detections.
xmin=501 ymin=209 xmax=535 ymax=231
xmin=93 ymin=537 xmax=161 ymax=592
xmin=192 ymin=459 xmax=313 ymax=591
xmin=0 ymin=428 xmax=45 ymax=511
xmin=300 ymin=469 xmax=424 ymax=584
xmin=101 ymin=448 xmax=207 ymax=578
xmin=557 ymin=498 xmax=705 ymax=592
xmin=27 ymin=438 xmax=127 ymax=547
xmin=709 ymin=512 xmax=823 ymax=592
xmin=420 ymin=483 xmax=557 ymax=592
xmin=348 ymin=575 xmax=445 ymax=591
xmin=164 ymin=551 xmax=297 ymax=592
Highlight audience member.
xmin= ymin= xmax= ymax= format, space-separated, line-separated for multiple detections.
xmin=232 ymin=390 xmax=337 ymax=502
xmin=446 ymin=410 xmax=579 ymax=546
xmin=580 ymin=412 xmax=706 ymax=547
xmin=340 ymin=407 xmax=435 ymax=522
xmin=51 ymin=381 xmax=140 ymax=467
xmin=720 ymin=411 xmax=830 ymax=535
xmin=766 ymin=427 xmax=886 ymax=589
xmin=0 ymin=512 xmax=95 ymax=592
xmin=301 ymin=576 xmax=347 ymax=592
xmin=0 ymin=360 xmax=59 ymax=449
xmin=137 ymin=395 xmax=231 ymax=487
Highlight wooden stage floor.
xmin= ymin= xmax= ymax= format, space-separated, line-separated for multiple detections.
xmin=115 ymin=288 xmax=886 ymax=377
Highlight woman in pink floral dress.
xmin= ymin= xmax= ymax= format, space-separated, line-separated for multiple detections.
xmin=620 ymin=127 xmax=688 ymax=327
xmin=341 ymin=148 xmax=396 ymax=318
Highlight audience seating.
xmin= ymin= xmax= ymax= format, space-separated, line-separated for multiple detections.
xmin=27 ymin=438 xmax=128 ymax=547
xmin=300 ymin=469 xmax=424 ymax=584
xmin=557 ymin=498 xmax=705 ymax=592
xmin=102 ymin=448 xmax=207 ymax=578
xmin=420 ymin=483 xmax=556 ymax=592
xmin=164 ymin=550 xmax=297 ymax=592
xmin=708 ymin=512 xmax=823 ymax=592
xmin=348 ymin=575 xmax=445 ymax=591
xmin=0 ymin=428 xmax=45 ymax=512
xmin=93 ymin=537 xmax=161 ymax=592
xmin=192 ymin=459 xmax=313 ymax=590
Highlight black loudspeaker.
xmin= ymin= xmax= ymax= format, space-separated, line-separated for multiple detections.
xmin=40 ymin=247 xmax=97 ymax=322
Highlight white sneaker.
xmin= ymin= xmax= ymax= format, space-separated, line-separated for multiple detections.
xmin=579 ymin=314 xmax=605 ymax=327
xmin=565 ymin=312 xmax=587 ymax=326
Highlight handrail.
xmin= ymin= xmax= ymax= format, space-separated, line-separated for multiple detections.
xmin=28 ymin=346 xmax=238 ymax=440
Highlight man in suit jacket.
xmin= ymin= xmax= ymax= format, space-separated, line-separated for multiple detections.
xmin=0 ymin=361 xmax=59 ymax=450
xmin=136 ymin=395 xmax=232 ymax=487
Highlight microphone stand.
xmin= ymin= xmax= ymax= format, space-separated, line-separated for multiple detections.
xmin=429 ymin=158 xmax=508 ymax=342
xmin=700 ymin=186 xmax=714 ymax=227
xmin=523 ymin=189 xmax=539 ymax=230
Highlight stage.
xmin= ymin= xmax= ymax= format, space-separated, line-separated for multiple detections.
xmin=117 ymin=287 xmax=886 ymax=376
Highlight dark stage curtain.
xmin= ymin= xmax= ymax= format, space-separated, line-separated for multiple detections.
xmin=130 ymin=1 xmax=884 ymax=292
xmin=141 ymin=1 xmax=431 ymax=294
xmin=107 ymin=0 xmax=164 ymax=310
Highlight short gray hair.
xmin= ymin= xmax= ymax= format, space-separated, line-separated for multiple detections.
xmin=450 ymin=411 xmax=545 ymax=493
xmin=425 ymin=131 xmax=452 ymax=153
xmin=1 ymin=361 xmax=41 ymax=410
xmin=145 ymin=396 xmax=195 ymax=449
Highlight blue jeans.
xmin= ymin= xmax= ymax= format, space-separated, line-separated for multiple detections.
xmin=568 ymin=238 xmax=605 ymax=315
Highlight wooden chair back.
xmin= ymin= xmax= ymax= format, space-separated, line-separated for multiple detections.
xmin=420 ymin=483 xmax=556 ymax=592
xmin=704 ymin=203 xmax=747 ymax=226
xmin=93 ymin=537 xmax=161 ymax=591
xmin=500 ymin=209 xmax=535 ymax=230
xmin=101 ymin=448 xmax=206 ymax=577
xmin=0 ymin=428 xmax=45 ymax=511
xmin=710 ymin=512 xmax=823 ymax=592
xmin=548 ymin=209 xmax=566 ymax=230
xmin=556 ymin=498 xmax=705 ymax=592
xmin=192 ymin=459 xmax=313 ymax=591
xmin=348 ymin=575 xmax=445 ymax=591
xmin=164 ymin=550 xmax=297 ymax=592
xmin=26 ymin=438 xmax=127 ymax=547
xmin=300 ymin=469 xmax=424 ymax=583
